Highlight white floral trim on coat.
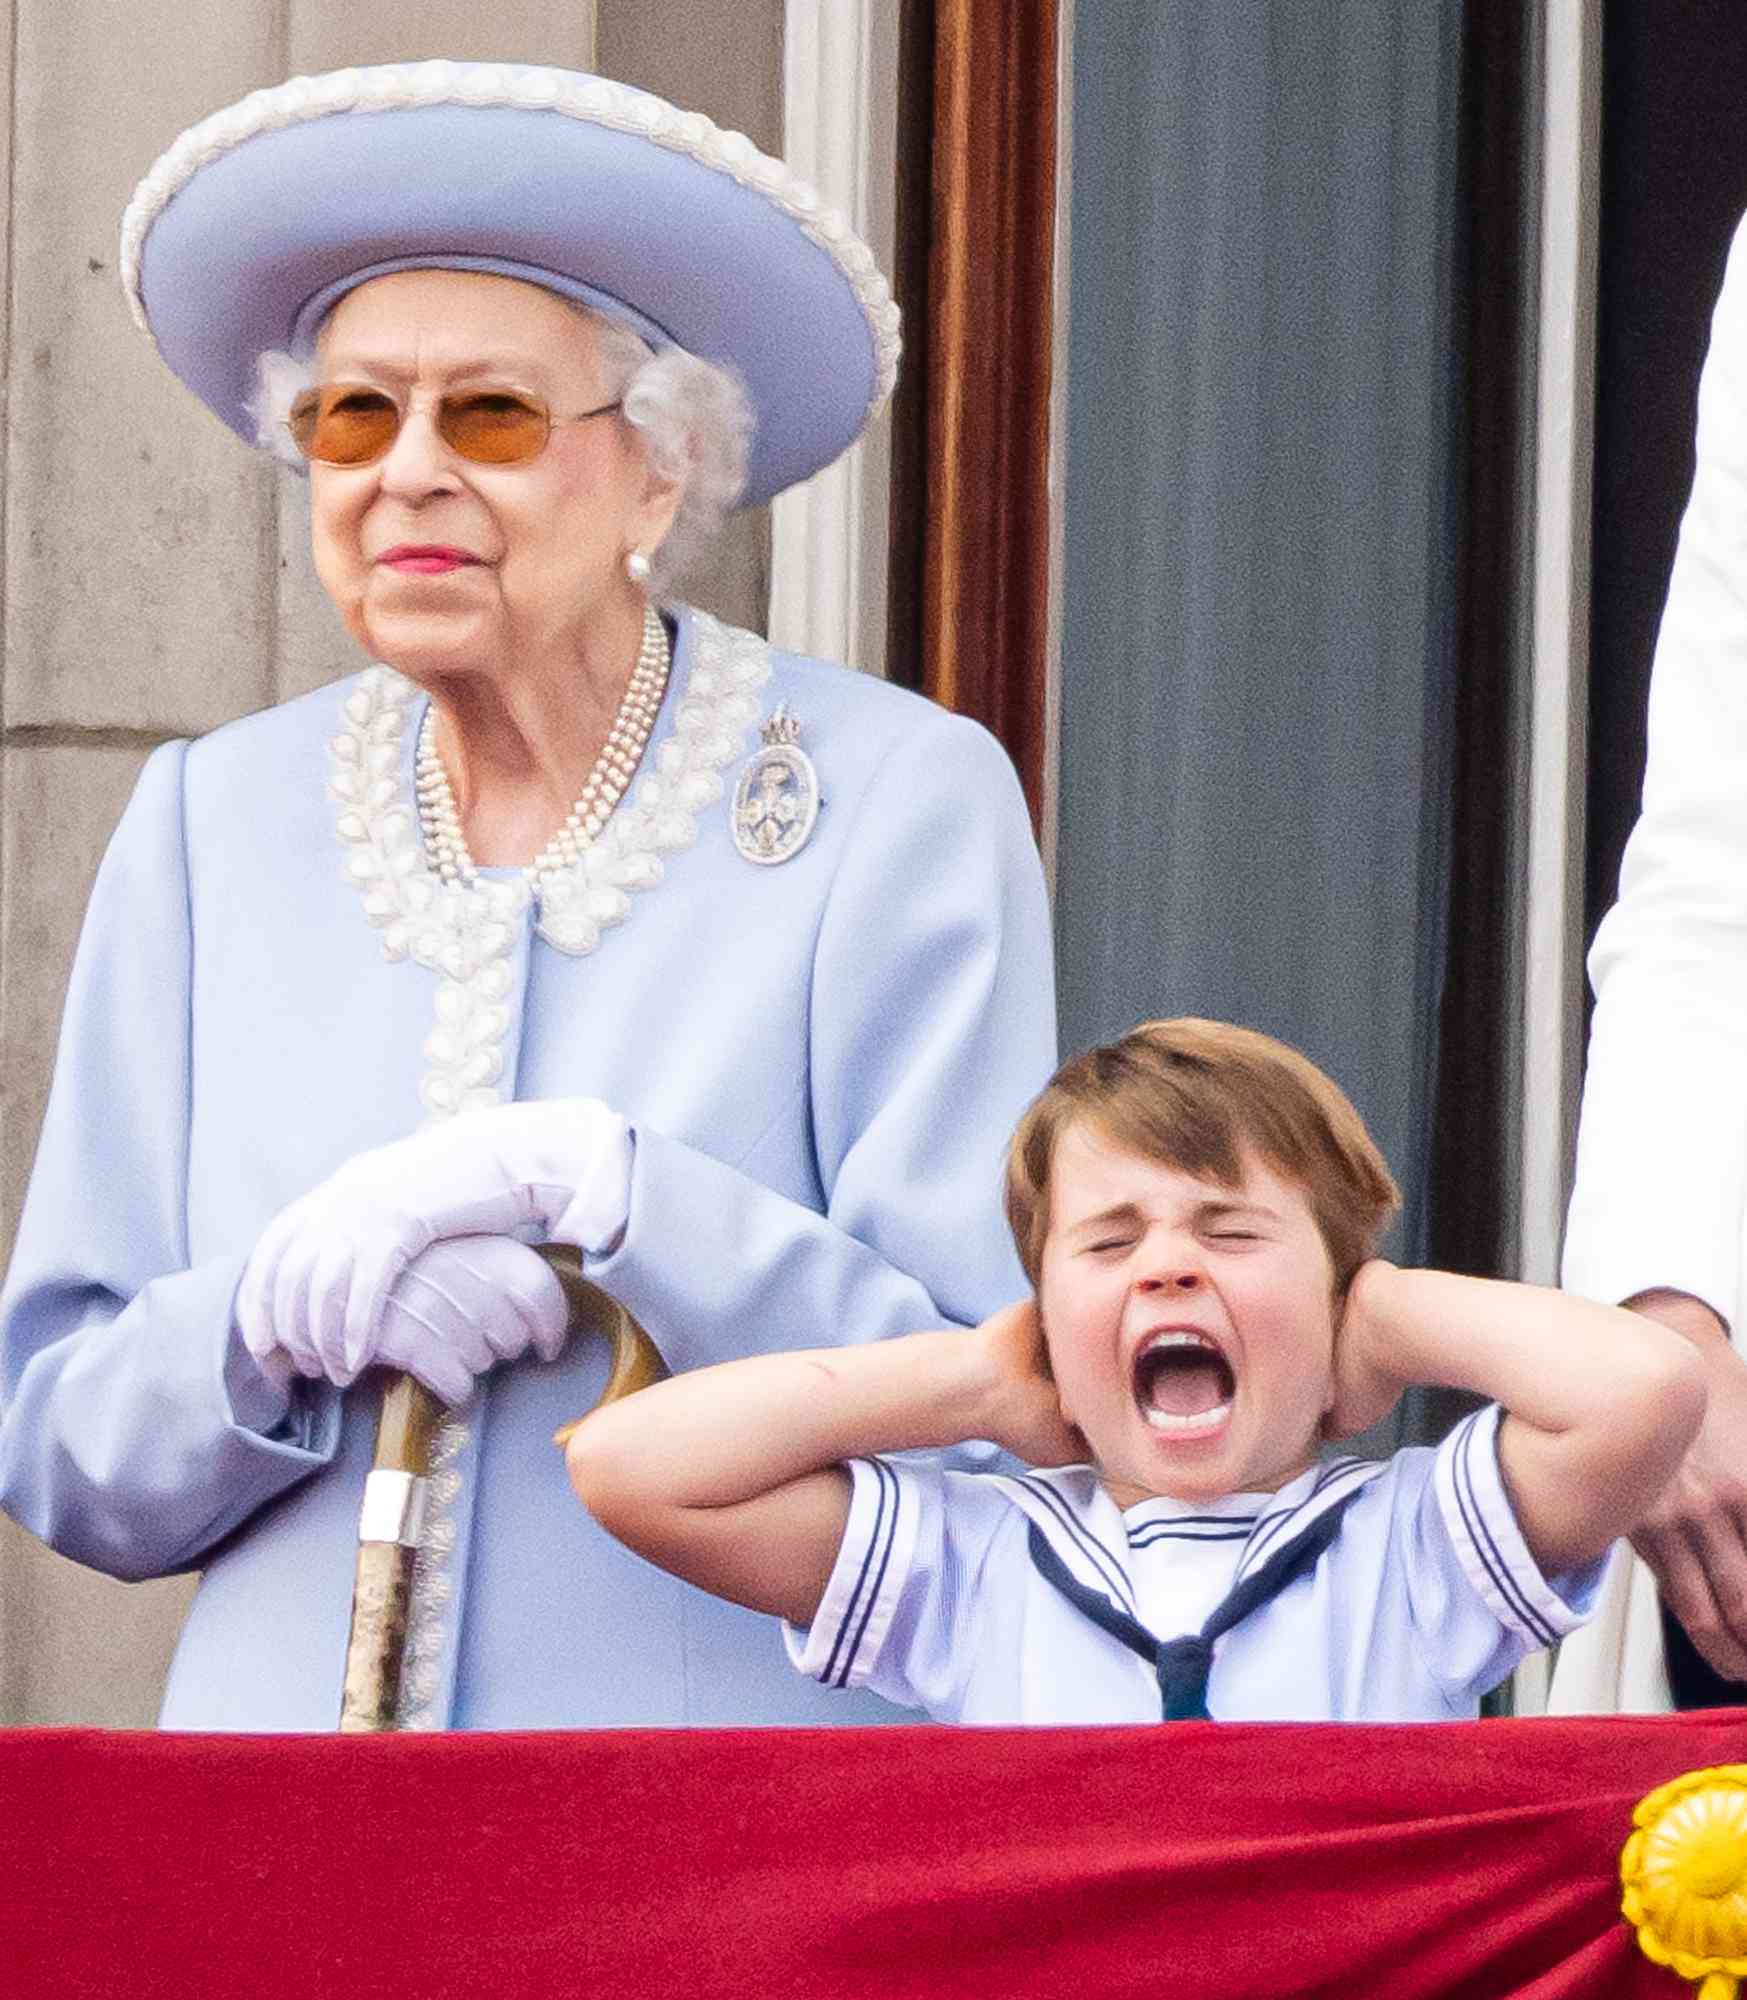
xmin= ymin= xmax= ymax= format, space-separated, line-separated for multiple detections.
xmin=329 ymin=608 xmax=770 ymax=1112
xmin=326 ymin=607 xmax=770 ymax=1726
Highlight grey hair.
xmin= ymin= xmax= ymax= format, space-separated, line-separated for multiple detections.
xmin=250 ymin=350 xmax=317 ymax=472
xmin=587 ymin=314 xmax=752 ymax=595
xmin=247 ymin=303 xmax=752 ymax=597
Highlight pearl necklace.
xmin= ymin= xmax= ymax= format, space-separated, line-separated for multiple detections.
xmin=415 ymin=605 xmax=672 ymax=892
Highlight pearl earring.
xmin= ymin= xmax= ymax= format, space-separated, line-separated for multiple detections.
xmin=625 ymin=549 xmax=652 ymax=585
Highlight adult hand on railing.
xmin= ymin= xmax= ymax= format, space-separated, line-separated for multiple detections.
xmin=1624 ymin=1288 xmax=1747 ymax=1683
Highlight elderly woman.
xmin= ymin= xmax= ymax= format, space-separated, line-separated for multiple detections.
xmin=0 ymin=62 xmax=1053 ymax=1730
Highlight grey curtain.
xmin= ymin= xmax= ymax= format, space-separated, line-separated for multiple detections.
xmin=1056 ymin=3 xmax=1466 ymax=1293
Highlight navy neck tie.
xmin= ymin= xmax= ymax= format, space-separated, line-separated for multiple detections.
xmin=1026 ymin=1482 xmax=1366 ymax=1720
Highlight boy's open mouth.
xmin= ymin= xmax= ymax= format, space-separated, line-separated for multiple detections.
xmin=1132 ymin=1330 xmax=1236 ymax=1435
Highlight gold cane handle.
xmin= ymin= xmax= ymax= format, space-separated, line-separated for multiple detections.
xmin=338 ymin=1250 xmax=663 ymax=1730
xmin=541 ymin=1244 xmax=667 ymax=1434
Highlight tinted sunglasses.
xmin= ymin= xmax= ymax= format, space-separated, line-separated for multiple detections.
xmin=287 ymin=384 xmax=624 ymax=467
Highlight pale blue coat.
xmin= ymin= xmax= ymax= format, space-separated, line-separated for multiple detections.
xmin=0 ymin=609 xmax=1056 ymax=1729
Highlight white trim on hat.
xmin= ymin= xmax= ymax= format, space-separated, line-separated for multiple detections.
xmin=120 ymin=60 xmax=902 ymax=505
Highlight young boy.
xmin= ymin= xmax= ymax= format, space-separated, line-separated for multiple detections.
xmin=566 ymin=1019 xmax=1705 ymax=1721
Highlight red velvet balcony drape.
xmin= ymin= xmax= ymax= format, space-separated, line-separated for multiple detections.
xmin=9 ymin=1712 xmax=1744 ymax=1998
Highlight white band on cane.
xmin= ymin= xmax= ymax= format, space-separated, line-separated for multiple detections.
xmin=358 ymin=1469 xmax=429 ymax=1549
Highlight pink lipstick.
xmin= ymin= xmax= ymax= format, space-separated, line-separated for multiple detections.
xmin=378 ymin=544 xmax=481 ymax=575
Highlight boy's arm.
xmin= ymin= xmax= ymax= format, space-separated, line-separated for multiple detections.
xmin=565 ymin=1301 xmax=1081 ymax=1627
xmin=1333 ymin=1262 xmax=1708 ymax=1575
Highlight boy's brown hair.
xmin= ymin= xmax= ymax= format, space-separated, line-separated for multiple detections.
xmin=1005 ymin=1018 xmax=1401 ymax=1292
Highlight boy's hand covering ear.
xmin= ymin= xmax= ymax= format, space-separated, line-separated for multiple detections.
xmin=975 ymin=1298 xmax=1089 ymax=1467
xmin=1322 ymin=1259 xmax=1405 ymax=1440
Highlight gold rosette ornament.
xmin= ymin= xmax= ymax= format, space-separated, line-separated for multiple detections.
xmin=1622 ymin=1765 xmax=1747 ymax=1998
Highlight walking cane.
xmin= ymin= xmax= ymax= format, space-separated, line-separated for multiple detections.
xmin=337 ymin=1246 xmax=665 ymax=1731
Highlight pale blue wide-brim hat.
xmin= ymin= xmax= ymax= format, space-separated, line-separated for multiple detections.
xmin=120 ymin=60 xmax=900 ymax=508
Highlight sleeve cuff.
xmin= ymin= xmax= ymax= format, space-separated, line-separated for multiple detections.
xmin=551 ymin=1110 xmax=634 ymax=1256
xmin=220 ymin=1325 xmax=294 ymax=1435
xmin=1433 ymin=1405 xmax=1605 ymax=1648
xmin=219 ymin=1268 xmax=341 ymax=1458
xmin=783 ymin=1455 xmax=917 ymax=1689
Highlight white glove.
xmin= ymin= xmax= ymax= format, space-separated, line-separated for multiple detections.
xmin=235 ymin=1098 xmax=631 ymax=1385
xmin=239 ymin=1234 xmax=572 ymax=1406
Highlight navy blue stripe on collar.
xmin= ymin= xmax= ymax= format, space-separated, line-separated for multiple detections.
xmin=1017 ymin=1474 xmax=1138 ymax=1616
xmin=1124 ymin=1509 xmax=1260 ymax=1541
xmin=1238 ymin=1458 xmax=1380 ymax=1580
xmin=1127 ymin=1523 xmax=1254 ymax=1548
